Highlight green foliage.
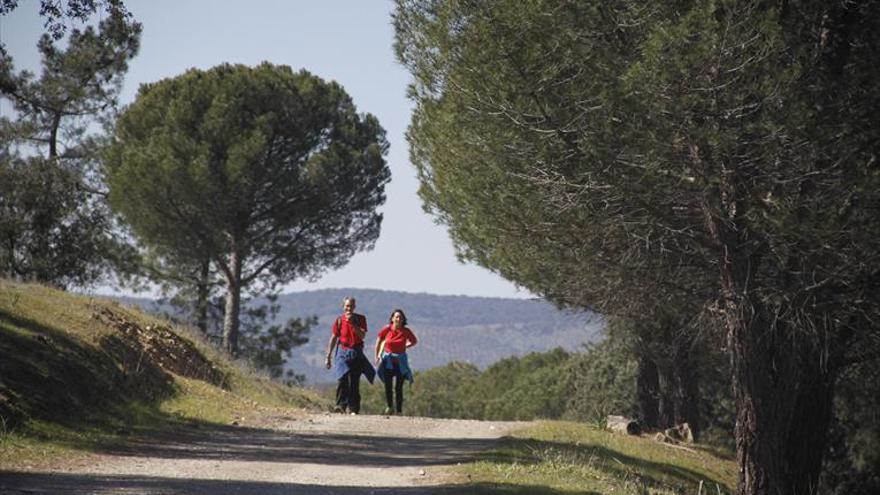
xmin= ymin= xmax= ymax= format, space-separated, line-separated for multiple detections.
xmin=475 ymin=348 xmax=575 ymax=420
xmin=235 ymin=296 xmax=315 ymax=384
xmin=394 ymin=1 xmax=880 ymax=491
xmin=359 ymin=340 xmax=734 ymax=448
xmin=407 ymin=361 xmax=481 ymax=418
xmin=821 ymin=359 xmax=880 ymax=495
xmin=360 ymin=347 xmax=626 ymax=423
xmin=0 ymin=8 xmax=140 ymax=289
xmin=0 ymin=0 xmax=134 ymax=41
xmin=566 ymin=339 xmax=638 ymax=425
xmin=104 ymin=63 xmax=391 ymax=355
xmin=0 ymin=157 xmax=113 ymax=287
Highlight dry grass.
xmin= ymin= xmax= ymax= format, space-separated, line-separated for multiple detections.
xmin=0 ymin=279 xmax=326 ymax=469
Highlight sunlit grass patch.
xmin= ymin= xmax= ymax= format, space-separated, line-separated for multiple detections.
xmin=461 ymin=421 xmax=736 ymax=494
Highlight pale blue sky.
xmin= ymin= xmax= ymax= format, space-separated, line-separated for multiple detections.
xmin=1 ymin=1 xmax=532 ymax=299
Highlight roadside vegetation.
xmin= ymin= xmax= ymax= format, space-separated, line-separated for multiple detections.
xmin=463 ymin=421 xmax=735 ymax=494
xmin=0 ymin=280 xmax=324 ymax=470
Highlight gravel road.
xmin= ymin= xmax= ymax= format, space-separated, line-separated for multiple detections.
xmin=0 ymin=412 xmax=527 ymax=494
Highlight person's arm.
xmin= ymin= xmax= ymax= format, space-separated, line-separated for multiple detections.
xmin=375 ymin=326 xmax=387 ymax=362
xmin=326 ymin=318 xmax=340 ymax=369
xmin=375 ymin=338 xmax=384 ymax=364
xmin=325 ymin=334 xmax=338 ymax=369
xmin=406 ymin=328 xmax=418 ymax=349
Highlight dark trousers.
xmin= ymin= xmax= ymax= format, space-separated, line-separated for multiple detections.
xmin=336 ymin=362 xmax=363 ymax=413
xmin=384 ymin=364 xmax=405 ymax=413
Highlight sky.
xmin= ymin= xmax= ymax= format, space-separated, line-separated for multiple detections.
xmin=0 ymin=1 xmax=533 ymax=299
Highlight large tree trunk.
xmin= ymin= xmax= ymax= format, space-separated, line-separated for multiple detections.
xmin=704 ymin=195 xmax=796 ymax=494
xmin=728 ymin=299 xmax=795 ymax=495
xmin=729 ymin=302 xmax=838 ymax=495
xmin=222 ymin=251 xmax=242 ymax=356
xmin=786 ymin=333 xmax=837 ymax=495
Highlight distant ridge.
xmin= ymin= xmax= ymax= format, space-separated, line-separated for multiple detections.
xmin=119 ymin=288 xmax=604 ymax=385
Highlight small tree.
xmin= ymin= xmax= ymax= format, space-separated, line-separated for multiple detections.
xmin=0 ymin=8 xmax=140 ymax=288
xmin=105 ymin=63 xmax=391 ymax=356
xmin=236 ymin=295 xmax=315 ymax=384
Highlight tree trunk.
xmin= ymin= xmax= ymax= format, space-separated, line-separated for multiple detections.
xmin=195 ymin=258 xmax=211 ymax=334
xmin=657 ymin=362 xmax=676 ymax=429
xmin=48 ymin=112 xmax=61 ymax=159
xmin=636 ymin=355 xmax=659 ymax=429
xmin=703 ymin=187 xmax=805 ymax=495
xmin=728 ymin=296 xmax=802 ymax=495
xmin=673 ymin=348 xmax=701 ymax=441
xmin=222 ymin=250 xmax=242 ymax=356
xmin=785 ymin=334 xmax=837 ymax=495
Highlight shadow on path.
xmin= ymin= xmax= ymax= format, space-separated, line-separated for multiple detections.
xmin=0 ymin=472 xmax=592 ymax=495
xmin=87 ymin=420 xmax=502 ymax=467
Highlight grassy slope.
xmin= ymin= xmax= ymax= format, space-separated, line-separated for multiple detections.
xmin=0 ymin=280 xmax=325 ymax=469
xmin=462 ymin=421 xmax=736 ymax=494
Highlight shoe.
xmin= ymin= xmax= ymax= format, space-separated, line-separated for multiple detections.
xmin=383 ymin=407 xmax=393 ymax=416
xmin=350 ymin=411 xmax=358 ymax=415
xmin=332 ymin=406 xmax=345 ymax=414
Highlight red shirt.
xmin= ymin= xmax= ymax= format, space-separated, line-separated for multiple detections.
xmin=377 ymin=324 xmax=417 ymax=354
xmin=332 ymin=313 xmax=367 ymax=347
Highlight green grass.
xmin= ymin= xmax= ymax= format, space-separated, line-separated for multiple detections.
xmin=0 ymin=279 xmax=327 ymax=469
xmin=457 ymin=421 xmax=736 ymax=494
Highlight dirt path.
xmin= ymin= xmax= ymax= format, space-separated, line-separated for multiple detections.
xmin=0 ymin=412 xmax=529 ymax=494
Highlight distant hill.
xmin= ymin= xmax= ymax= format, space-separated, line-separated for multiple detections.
xmin=119 ymin=288 xmax=604 ymax=385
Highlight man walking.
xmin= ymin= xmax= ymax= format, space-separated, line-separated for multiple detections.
xmin=325 ymin=296 xmax=375 ymax=414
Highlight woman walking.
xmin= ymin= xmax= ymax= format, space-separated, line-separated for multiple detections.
xmin=375 ymin=309 xmax=418 ymax=415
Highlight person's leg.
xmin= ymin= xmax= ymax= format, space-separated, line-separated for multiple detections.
xmin=384 ymin=373 xmax=394 ymax=413
xmin=349 ymin=369 xmax=361 ymax=413
xmin=335 ymin=373 xmax=349 ymax=412
xmin=394 ymin=372 xmax=404 ymax=414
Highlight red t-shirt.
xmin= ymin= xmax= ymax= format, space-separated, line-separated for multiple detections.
xmin=332 ymin=313 xmax=367 ymax=347
xmin=377 ymin=325 xmax=417 ymax=354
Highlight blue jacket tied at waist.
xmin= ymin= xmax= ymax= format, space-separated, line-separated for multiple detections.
xmin=333 ymin=346 xmax=375 ymax=383
xmin=377 ymin=351 xmax=413 ymax=384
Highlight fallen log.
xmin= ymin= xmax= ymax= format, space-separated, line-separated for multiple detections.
xmin=606 ymin=415 xmax=641 ymax=435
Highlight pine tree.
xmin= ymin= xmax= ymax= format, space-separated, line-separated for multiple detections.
xmin=0 ymin=8 xmax=140 ymax=288
xmin=393 ymin=1 xmax=880 ymax=492
xmin=104 ymin=63 xmax=391 ymax=356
